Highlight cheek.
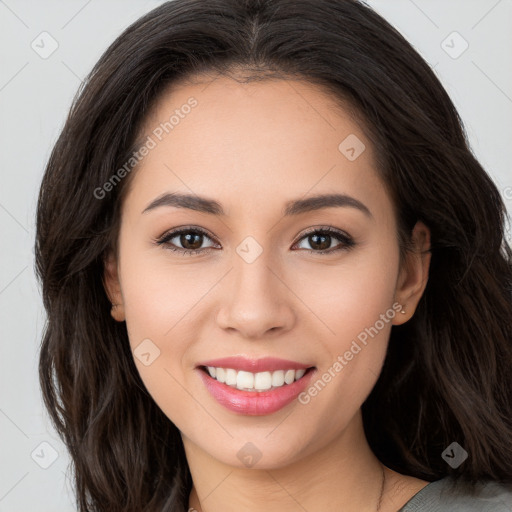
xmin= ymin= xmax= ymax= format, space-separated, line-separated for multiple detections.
xmin=118 ymin=254 xmax=201 ymax=428
xmin=117 ymin=240 xmax=220 ymax=426
xmin=292 ymin=239 xmax=399 ymax=342
xmin=293 ymin=242 xmax=399 ymax=415
xmin=119 ymin=238 xmax=211 ymax=348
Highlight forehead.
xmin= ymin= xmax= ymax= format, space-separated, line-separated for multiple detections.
xmin=126 ymin=76 xmax=390 ymax=222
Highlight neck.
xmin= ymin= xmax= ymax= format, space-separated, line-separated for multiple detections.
xmin=184 ymin=411 xmax=390 ymax=512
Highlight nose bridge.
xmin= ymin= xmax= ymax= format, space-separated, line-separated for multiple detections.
xmin=233 ymin=252 xmax=275 ymax=304
xmin=231 ymin=240 xmax=282 ymax=311
xmin=215 ymin=237 xmax=295 ymax=337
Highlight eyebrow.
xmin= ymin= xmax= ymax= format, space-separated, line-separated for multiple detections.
xmin=142 ymin=192 xmax=373 ymax=219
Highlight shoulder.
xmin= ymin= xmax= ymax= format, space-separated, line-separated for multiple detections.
xmin=398 ymin=476 xmax=512 ymax=512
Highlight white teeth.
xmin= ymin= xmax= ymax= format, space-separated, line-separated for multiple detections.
xmin=215 ymin=367 xmax=226 ymax=383
xmin=271 ymin=370 xmax=285 ymax=387
xmin=284 ymin=369 xmax=295 ymax=385
xmin=295 ymin=368 xmax=306 ymax=380
xmin=225 ymin=368 xmax=237 ymax=386
xmin=205 ymin=366 xmax=310 ymax=392
xmin=236 ymin=371 xmax=254 ymax=390
xmin=254 ymin=371 xmax=272 ymax=391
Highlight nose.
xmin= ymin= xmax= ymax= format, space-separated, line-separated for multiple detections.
xmin=215 ymin=253 xmax=296 ymax=339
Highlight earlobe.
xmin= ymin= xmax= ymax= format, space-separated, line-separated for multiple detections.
xmin=110 ymin=302 xmax=125 ymax=322
xmin=102 ymin=250 xmax=126 ymax=322
xmin=392 ymin=221 xmax=431 ymax=325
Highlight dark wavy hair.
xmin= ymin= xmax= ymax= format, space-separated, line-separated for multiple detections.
xmin=35 ymin=0 xmax=512 ymax=510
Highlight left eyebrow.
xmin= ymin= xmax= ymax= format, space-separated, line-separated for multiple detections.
xmin=142 ymin=192 xmax=224 ymax=215
xmin=283 ymin=193 xmax=373 ymax=219
xmin=142 ymin=192 xmax=373 ymax=219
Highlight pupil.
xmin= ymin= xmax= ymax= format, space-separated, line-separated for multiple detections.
xmin=181 ymin=233 xmax=202 ymax=250
xmin=311 ymin=234 xmax=330 ymax=251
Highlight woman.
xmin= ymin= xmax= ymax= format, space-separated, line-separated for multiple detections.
xmin=35 ymin=0 xmax=512 ymax=511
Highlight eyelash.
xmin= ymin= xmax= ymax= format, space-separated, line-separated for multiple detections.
xmin=154 ymin=225 xmax=356 ymax=256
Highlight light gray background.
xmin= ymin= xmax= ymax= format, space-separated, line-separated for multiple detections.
xmin=0 ymin=1 xmax=511 ymax=511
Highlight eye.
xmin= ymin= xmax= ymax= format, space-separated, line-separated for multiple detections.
xmin=155 ymin=226 xmax=219 ymax=256
xmin=292 ymin=226 xmax=355 ymax=254
xmin=154 ymin=225 xmax=355 ymax=256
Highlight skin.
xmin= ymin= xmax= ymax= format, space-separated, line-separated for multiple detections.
xmin=104 ymin=74 xmax=432 ymax=512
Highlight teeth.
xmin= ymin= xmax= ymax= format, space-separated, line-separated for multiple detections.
xmin=254 ymin=371 xmax=272 ymax=391
xmin=284 ymin=369 xmax=295 ymax=385
xmin=225 ymin=368 xmax=237 ymax=386
xmin=272 ymin=370 xmax=285 ymax=387
xmin=205 ymin=366 xmax=309 ymax=392
xmin=215 ymin=367 xmax=226 ymax=383
xmin=236 ymin=370 xmax=254 ymax=390
xmin=295 ymin=368 xmax=306 ymax=379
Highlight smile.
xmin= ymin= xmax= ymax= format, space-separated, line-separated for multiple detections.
xmin=196 ymin=357 xmax=317 ymax=415
xmin=201 ymin=366 xmax=309 ymax=392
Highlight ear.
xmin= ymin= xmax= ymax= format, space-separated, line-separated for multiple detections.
xmin=102 ymin=249 xmax=125 ymax=322
xmin=392 ymin=221 xmax=431 ymax=325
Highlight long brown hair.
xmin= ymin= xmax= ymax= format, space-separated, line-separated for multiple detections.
xmin=35 ymin=0 xmax=512 ymax=510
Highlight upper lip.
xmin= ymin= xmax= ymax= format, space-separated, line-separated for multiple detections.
xmin=197 ymin=356 xmax=315 ymax=373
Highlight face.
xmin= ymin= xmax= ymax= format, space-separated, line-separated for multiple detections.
xmin=104 ymin=75 xmax=430 ymax=469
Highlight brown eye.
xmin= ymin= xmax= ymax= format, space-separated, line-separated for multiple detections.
xmin=307 ymin=232 xmax=332 ymax=251
xmin=156 ymin=227 xmax=218 ymax=256
xmin=177 ymin=232 xmax=204 ymax=250
xmin=294 ymin=227 xmax=355 ymax=254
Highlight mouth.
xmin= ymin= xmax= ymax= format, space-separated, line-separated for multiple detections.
xmin=195 ymin=359 xmax=317 ymax=416
xmin=198 ymin=365 xmax=316 ymax=392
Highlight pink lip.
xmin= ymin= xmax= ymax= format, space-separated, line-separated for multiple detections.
xmin=197 ymin=356 xmax=314 ymax=373
xmin=196 ymin=366 xmax=317 ymax=416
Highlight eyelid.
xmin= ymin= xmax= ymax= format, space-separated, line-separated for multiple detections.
xmin=294 ymin=225 xmax=352 ymax=242
xmin=292 ymin=225 xmax=355 ymax=252
xmin=154 ymin=225 xmax=219 ymax=247
xmin=154 ymin=224 xmax=355 ymax=255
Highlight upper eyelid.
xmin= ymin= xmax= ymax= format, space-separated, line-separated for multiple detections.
xmin=157 ymin=225 xmax=352 ymax=246
xmin=159 ymin=226 xmax=218 ymax=243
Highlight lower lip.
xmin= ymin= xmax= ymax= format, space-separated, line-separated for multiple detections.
xmin=197 ymin=367 xmax=317 ymax=416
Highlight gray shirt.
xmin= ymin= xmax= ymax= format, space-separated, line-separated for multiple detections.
xmin=398 ymin=476 xmax=512 ymax=511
